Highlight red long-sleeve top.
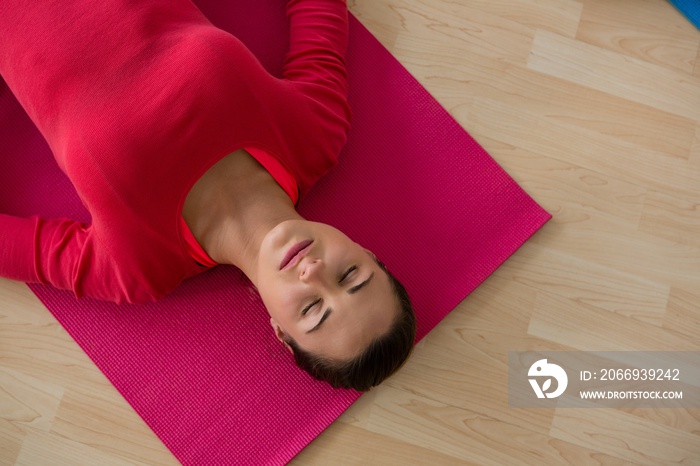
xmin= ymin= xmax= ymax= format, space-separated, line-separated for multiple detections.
xmin=0 ymin=0 xmax=351 ymax=303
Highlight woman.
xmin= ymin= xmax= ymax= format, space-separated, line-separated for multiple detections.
xmin=0 ymin=0 xmax=415 ymax=391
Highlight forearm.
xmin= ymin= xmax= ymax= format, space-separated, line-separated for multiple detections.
xmin=283 ymin=0 xmax=349 ymax=91
xmin=0 ymin=214 xmax=43 ymax=283
xmin=0 ymin=213 xmax=92 ymax=293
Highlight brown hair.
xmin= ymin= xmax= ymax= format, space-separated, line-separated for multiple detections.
xmin=284 ymin=259 xmax=416 ymax=391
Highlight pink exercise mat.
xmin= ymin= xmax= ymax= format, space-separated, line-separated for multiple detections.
xmin=0 ymin=1 xmax=550 ymax=464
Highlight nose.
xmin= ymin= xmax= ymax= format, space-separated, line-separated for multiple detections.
xmin=299 ymin=257 xmax=323 ymax=283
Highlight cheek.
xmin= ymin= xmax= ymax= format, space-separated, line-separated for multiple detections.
xmin=257 ymin=280 xmax=300 ymax=323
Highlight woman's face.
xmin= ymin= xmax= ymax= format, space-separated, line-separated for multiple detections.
xmin=255 ymin=220 xmax=397 ymax=361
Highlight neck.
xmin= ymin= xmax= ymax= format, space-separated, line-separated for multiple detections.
xmin=182 ymin=149 xmax=302 ymax=282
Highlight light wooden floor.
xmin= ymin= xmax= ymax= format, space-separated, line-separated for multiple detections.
xmin=2 ymin=0 xmax=699 ymax=464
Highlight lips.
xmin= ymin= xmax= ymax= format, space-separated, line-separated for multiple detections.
xmin=279 ymin=240 xmax=314 ymax=270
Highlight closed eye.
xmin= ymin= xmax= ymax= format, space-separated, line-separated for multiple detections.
xmin=306 ymin=272 xmax=374 ymax=334
xmin=339 ymin=265 xmax=357 ymax=284
xmin=302 ymin=298 xmax=321 ymax=315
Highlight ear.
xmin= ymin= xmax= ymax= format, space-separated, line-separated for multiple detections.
xmin=269 ymin=318 xmax=293 ymax=353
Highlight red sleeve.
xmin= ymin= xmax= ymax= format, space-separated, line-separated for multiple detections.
xmin=0 ymin=214 xmax=155 ymax=304
xmin=283 ymin=0 xmax=351 ymax=124
xmin=0 ymin=214 xmax=46 ymax=284
xmin=283 ymin=0 xmax=349 ymax=87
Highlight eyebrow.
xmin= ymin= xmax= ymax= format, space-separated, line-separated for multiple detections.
xmin=348 ymin=272 xmax=374 ymax=294
xmin=307 ymin=309 xmax=331 ymax=334
xmin=306 ymin=272 xmax=376 ymax=334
